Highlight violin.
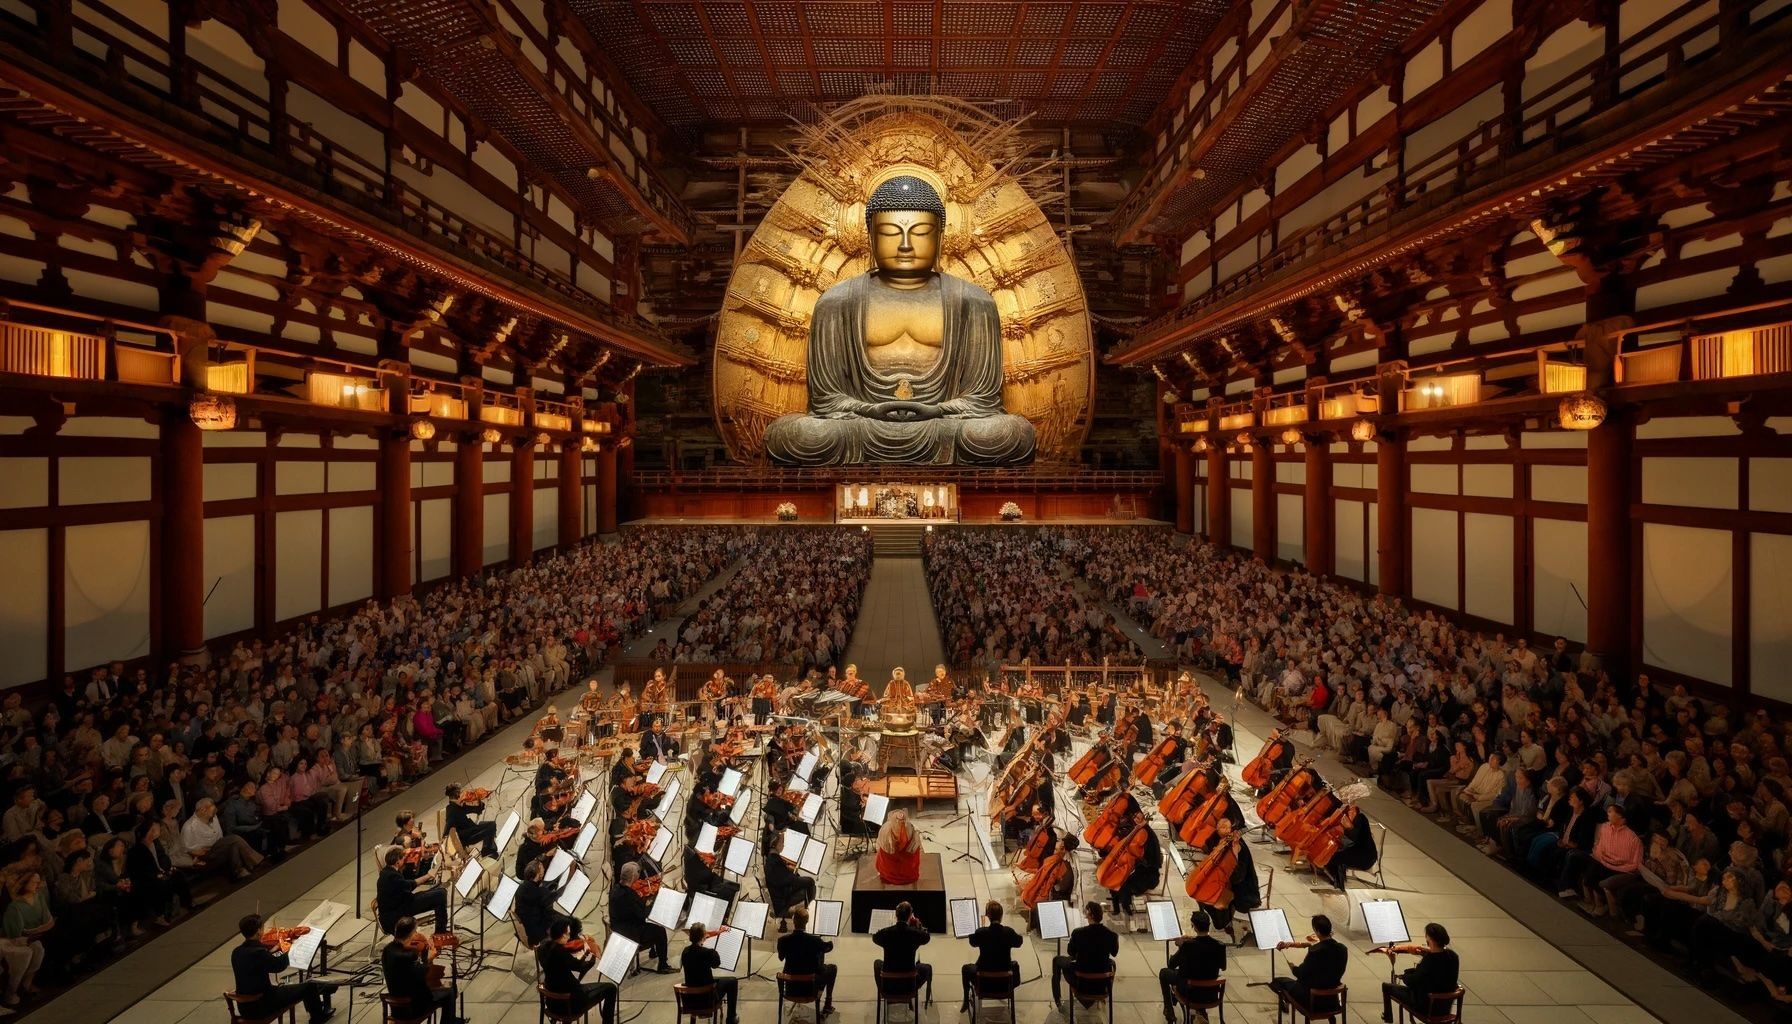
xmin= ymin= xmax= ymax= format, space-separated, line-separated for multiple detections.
xmin=622 ymin=818 xmax=657 ymax=852
xmin=402 ymin=930 xmax=449 ymax=989
xmin=1019 ymin=849 xmax=1068 ymax=910
xmin=629 ymin=873 xmax=662 ymax=901
xmin=701 ymin=789 xmax=734 ymax=812
xmin=538 ymin=824 xmax=582 ymax=848
xmin=561 ymin=933 xmax=602 ymax=956
xmin=258 ymin=925 xmax=311 ymax=953
xmin=1242 ymin=731 xmax=1288 ymax=789
xmin=1094 ymin=818 xmax=1149 ymax=891
xmin=457 ymin=787 xmax=492 ymax=806
xmin=1186 ymin=832 xmax=1239 ymax=906
xmin=400 ymin=842 xmax=441 ymax=866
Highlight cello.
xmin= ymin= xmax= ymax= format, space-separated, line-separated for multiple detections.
xmin=1017 ymin=822 xmax=1055 ymax=873
xmin=1254 ymin=763 xmax=1316 ymax=826
xmin=1299 ymin=805 xmax=1353 ymax=870
xmin=1158 ymin=758 xmax=1217 ymax=825
xmin=1277 ymin=789 xmax=1341 ymax=849
xmin=1082 ymin=792 xmax=1133 ymax=850
xmin=1094 ymin=816 xmax=1151 ymax=892
xmin=1068 ymin=736 xmax=1112 ymax=785
xmin=1241 ymin=730 xmax=1288 ymax=789
xmin=1133 ymin=734 xmax=1178 ymax=786
xmin=1178 ymin=787 xmax=1236 ymax=850
xmin=1020 ymin=848 xmax=1069 ymax=911
xmin=1185 ymin=831 xmax=1239 ymax=905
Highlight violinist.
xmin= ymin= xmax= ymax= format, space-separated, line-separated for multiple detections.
xmin=1051 ymin=901 xmax=1118 ymax=1009
xmin=871 ymin=902 xmax=933 ymax=1007
xmin=609 ymin=863 xmax=675 ymax=973
xmin=1198 ymin=817 xmax=1260 ymax=945
xmin=640 ymin=718 xmax=679 ymax=762
xmin=763 ymin=827 xmax=818 ymax=927
xmin=232 ymin=913 xmax=339 ymax=1023
xmin=1379 ymin=923 xmax=1459 ymax=1024
xmin=443 ymin=783 xmax=498 ymax=859
xmin=683 ymin=842 xmax=741 ymax=906
xmin=1159 ymin=909 xmax=1227 ymax=1024
xmin=959 ymin=900 xmax=1022 ymax=1013
xmin=377 ymin=846 xmax=448 ymax=935
xmin=391 ymin=811 xmax=435 ymax=878
xmin=777 ymin=905 xmax=837 ymax=1015
xmin=1107 ymin=809 xmax=1162 ymax=918
xmin=1269 ymin=915 xmax=1348 ymax=1015
xmin=681 ymin=922 xmax=740 ymax=1024
xmin=381 ymin=915 xmax=464 ymax=1024
xmin=538 ymin=917 xmax=618 ymax=1024
xmin=514 ymin=859 xmax=562 ymax=947
xmin=841 ymin=776 xmax=875 ymax=839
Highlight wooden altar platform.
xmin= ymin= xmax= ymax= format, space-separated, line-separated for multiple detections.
xmin=866 ymin=771 xmax=960 ymax=810
xmin=851 ymin=852 xmax=948 ymax=933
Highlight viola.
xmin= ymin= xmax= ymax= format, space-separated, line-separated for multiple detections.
xmin=629 ymin=873 xmax=662 ymax=901
xmin=1185 ymin=832 xmax=1239 ymax=906
xmin=1019 ymin=850 xmax=1068 ymax=910
xmin=1133 ymin=736 xmax=1177 ymax=786
xmin=1241 ymin=732 xmax=1287 ymax=789
xmin=1094 ymin=819 xmax=1149 ymax=891
xmin=1158 ymin=760 xmax=1216 ymax=825
xmin=1177 ymin=790 xmax=1234 ymax=850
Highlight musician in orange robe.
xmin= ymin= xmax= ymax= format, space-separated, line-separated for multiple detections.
xmin=875 ymin=809 xmax=924 ymax=884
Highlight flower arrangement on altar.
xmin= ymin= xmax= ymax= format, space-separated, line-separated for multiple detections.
xmin=999 ymin=501 xmax=1023 ymax=522
xmin=775 ymin=501 xmax=799 ymax=522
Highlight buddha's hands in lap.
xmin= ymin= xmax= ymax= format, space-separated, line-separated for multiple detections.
xmin=867 ymin=401 xmax=943 ymax=422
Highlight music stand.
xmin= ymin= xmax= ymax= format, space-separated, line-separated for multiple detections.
xmin=1037 ymin=899 xmax=1071 ymax=959
xmin=1247 ymin=907 xmax=1294 ymax=989
xmin=1362 ymin=899 xmax=1410 ymax=981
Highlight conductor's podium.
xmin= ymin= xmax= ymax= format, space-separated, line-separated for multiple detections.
xmin=852 ymin=852 xmax=947 ymax=933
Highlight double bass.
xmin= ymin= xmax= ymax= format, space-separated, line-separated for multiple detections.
xmin=1185 ymin=832 xmax=1239 ymax=906
xmin=1241 ymin=730 xmax=1289 ymax=790
xmin=1094 ymin=818 xmax=1150 ymax=891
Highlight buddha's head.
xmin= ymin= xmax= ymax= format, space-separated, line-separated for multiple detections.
xmin=866 ymin=175 xmax=945 ymax=283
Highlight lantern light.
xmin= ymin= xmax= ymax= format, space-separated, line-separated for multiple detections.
xmin=1280 ymin=427 xmax=1302 ymax=447
xmin=409 ymin=418 xmax=436 ymax=441
xmin=481 ymin=427 xmax=501 ymax=445
xmin=189 ymin=394 xmax=237 ymax=431
xmin=1193 ymin=438 xmax=1208 ymax=453
xmin=1351 ymin=419 xmax=1376 ymax=443
xmin=1558 ymin=391 xmax=1607 ymax=431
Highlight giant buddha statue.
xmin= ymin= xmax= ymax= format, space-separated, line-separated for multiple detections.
xmin=763 ymin=175 xmax=1037 ymax=466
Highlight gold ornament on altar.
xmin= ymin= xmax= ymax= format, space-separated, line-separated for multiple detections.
xmin=712 ymin=95 xmax=1093 ymax=464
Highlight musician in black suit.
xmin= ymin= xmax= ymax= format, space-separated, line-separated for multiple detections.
xmin=1270 ymin=914 xmax=1349 ymax=1013
xmin=776 ymin=905 xmax=837 ymax=1014
xmin=514 ymin=859 xmax=563 ymax=946
xmin=871 ymin=901 xmax=933 ymax=1006
xmin=1111 ymin=809 xmax=1163 ymax=916
xmin=640 ymin=719 xmax=679 ymax=761
xmin=1159 ymin=909 xmax=1228 ymax=1022
xmin=608 ymin=862 xmax=675 ymax=972
xmin=1380 ymin=923 xmax=1460 ymax=1023
xmin=681 ymin=923 xmax=739 ymax=1024
xmin=959 ymin=900 xmax=1022 ymax=1012
xmin=381 ymin=916 xmax=463 ymax=1024
xmin=1051 ymin=901 xmax=1119 ymax=1008
xmin=537 ymin=917 xmax=617 ymax=1024
xmin=230 ymin=914 xmax=338 ymax=1023
xmin=443 ymin=784 xmax=499 ymax=858
xmin=376 ymin=847 xmax=447 ymax=935
xmin=683 ymin=845 xmax=741 ymax=906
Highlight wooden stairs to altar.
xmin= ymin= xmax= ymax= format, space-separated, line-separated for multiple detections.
xmin=868 ymin=523 xmax=927 ymax=556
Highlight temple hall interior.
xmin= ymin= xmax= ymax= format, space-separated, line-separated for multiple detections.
xmin=0 ymin=2 xmax=1790 ymax=1023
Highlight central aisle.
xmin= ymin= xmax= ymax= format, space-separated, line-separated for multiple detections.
xmin=843 ymin=553 xmax=946 ymax=682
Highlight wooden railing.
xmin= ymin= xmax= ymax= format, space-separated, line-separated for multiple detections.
xmin=1691 ymin=322 xmax=1792 ymax=380
xmin=634 ymin=466 xmax=1166 ymax=493
xmin=0 ymin=322 xmax=104 ymax=380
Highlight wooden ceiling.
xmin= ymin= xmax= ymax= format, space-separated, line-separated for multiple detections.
xmin=567 ymin=0 xmax=1229 ymax=131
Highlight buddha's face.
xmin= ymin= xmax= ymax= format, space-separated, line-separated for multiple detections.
xmin=870 ymin=210 xmax=939 ymax=280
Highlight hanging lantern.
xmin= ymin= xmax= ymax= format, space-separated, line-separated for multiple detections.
xmin=481 ymin=427 xmax=501 ymax=445
xmin=1558 ymin=391 xmax=1607 ymax=430
xmin=188 ymin=393 xmax=237 ymax=431
xmin=409 ymin=418 xmax=436 ymax=441
xmin=581 ymin=437 xmax=600 ymax=453
xmin=1235 ymin=432 xmax=1252 ymax=447
xmin=1280 ymin=427 xmax=1302 ymax=447
xmin=1350 ymin=418 xmax=1376 ymax=443
xmin=1162 ymin=390 xmax=1180 ymax=405
xmin=534 ymin=431 xmax=550 ymax=447
xmin=1193 ymin=438 xmax=1209 ymax=453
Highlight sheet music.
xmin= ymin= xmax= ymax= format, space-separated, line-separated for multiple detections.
xmin=1147 ymin=900 xmax=1182 ymax=941
xmin=572 ymin=823 xmax=599 ymax=858
xmin=454 ymin=858 xmax=484 ymax=899
xmin=800 ymin=794 xmax=823 ymax=825
xmin=718 ymin=767 xmax=743 ymax=797
xmin=1361 ymin=900 xmax=1409 ymax=945
xmin=485 ymin=875 xmax=519 ymax=921
xmin=653 ymin=778 xmax=681 ymax=820
xmin=1037 ymin=900 xmax=1071 ymax=940
xmin=788 ymin=775 xmax=810 ymax=794
xmin=555 ymin=870 xmax=592 ymax=915
xmin=950 ymin=897 xmax=979 ymax=938
xmin=867 ymin=908 xmax=897 ymax=934
xmin=597 ymin=933 xmax=639 ymax=984
xmin=286 ymin=926 xmax=326 ymax=972
xmin=798 ymin=836 xmax=826 ymax=875
xmin=495 ymin=811 xmax=521 ymax=851
xmin=571 ymin=791 xmax=596 ymax=823
xmin=696 ymin=822 xmax=719 ymax=855
xmin=689 ymin=891 xmax=728 ymax=931
xmin=646 ymin=761 xmax=669 ymax=785
xmin=544 ymin=848 xmax=575 ymax=883
xmin=780 ymin=828 xmax=807 ymax=862
xmin=1249 ymin=908 xmax=1294 ymax=950
xmin=731 ymin=901 xmax=769 ymax=940
xmin=648 ymin=886 xmax=688 ymax=929
xmin=729 ymin=789 xmax=753 ymax=825
xmin=810 ymin=900 xmax=844 ymax=937
xmin=724 ymin=834 xmax=755 ymax=875
xmin=703 ymin=926 xmax=746 ymax=972
xmin=796 ymin=750 xmax=819 ymax=781
xmin=864 ymin=793 xmax=889 ymax=826
xmin=649 ymin=823 xmax=674 ymax=862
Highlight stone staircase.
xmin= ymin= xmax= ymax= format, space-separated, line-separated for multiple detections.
xmin=867 ymin=522 xmax=927 ymax=557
